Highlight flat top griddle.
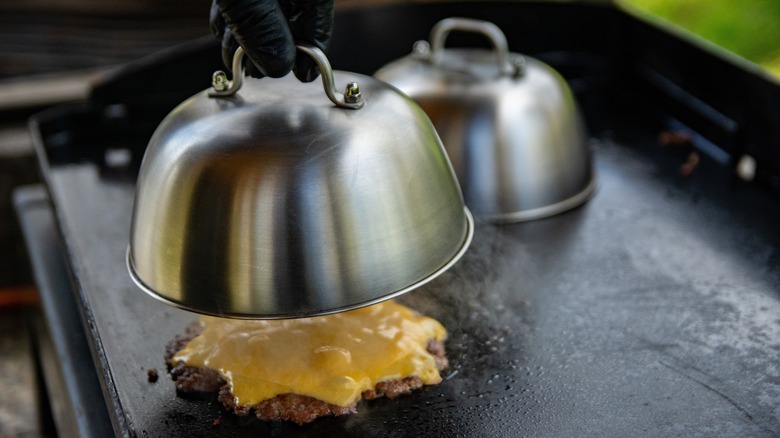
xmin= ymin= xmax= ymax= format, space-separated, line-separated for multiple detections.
xmin=30 ymin=2 xmax=780 ymax=436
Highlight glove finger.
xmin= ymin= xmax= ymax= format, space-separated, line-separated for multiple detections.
xmin=220 ymin=26 xmax=240 ymax=72
xmin=210 ymin=0 xmax=226 ymax=40
xmin=221 ymin=27 xmax=264 ymax=78
xmin=292 ymin=49 xmax=319 ymax=82
xmin=213 ymin=0 xmax=244 ymax=74
xmin=284 ymin=0 xmax=334 ymax=82
xmin=244 ymin=56 xmax=263 ymax=77
xmin=216 ymin=0 xmax=296 ymax=78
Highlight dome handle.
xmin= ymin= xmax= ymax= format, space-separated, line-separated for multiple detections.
xmin=208 ymin=45 xmax=365 ymax=110
xmin=428 ymin=18 xmax=520 ymax=76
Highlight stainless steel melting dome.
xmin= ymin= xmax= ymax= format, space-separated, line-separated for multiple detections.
xmin=375 ymin=18 xmax=596 ymax=222
xmin=127 ymin=46 xmax=473 ymax=319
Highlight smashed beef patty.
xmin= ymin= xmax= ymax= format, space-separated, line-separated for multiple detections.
xmin=164 ymin=303 xmax=449 ymax=425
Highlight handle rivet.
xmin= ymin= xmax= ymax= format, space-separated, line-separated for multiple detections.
xmin=344 ymin=82 xmax=363 ymax=104
xmin=212 ymin=71 xmax=229 ymax=91
xmin=510 ymin=55 xmax=526 ymax=78
xmin=412 ymin=40 xmax=431 ymax=59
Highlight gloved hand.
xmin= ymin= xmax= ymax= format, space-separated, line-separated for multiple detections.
xmin=210 ymin=0 xmax=334 ymax=82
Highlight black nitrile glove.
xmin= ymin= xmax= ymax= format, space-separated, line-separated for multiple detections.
xmin=211 ymin=0 xmax=334 ymax=82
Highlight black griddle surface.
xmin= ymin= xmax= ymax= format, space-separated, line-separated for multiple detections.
xmin=32 ymin=2 xmax=780 ymax=436
xmin=39 ymin=129 xmax=780 ymax=437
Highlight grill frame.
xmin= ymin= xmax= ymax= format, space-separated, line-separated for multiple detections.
xmin=23 ymin=2 xmax=780 ymax=436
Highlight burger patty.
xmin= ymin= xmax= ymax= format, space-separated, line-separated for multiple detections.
xmin=164 ymin=322 xmax=448 ymax=425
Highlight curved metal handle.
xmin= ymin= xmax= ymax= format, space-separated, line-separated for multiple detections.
xmin=296 ymin=45 xmax=365 ymax=109
xmin=429 ymin=17 xmax=512 ymax=75
xmin=208 ymin=46 xmax=246 ymax=98
xmin=208 ymin=45 xmax=365 ymax=109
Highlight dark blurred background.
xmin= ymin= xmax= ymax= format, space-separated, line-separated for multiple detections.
xmin=0 ymin=2 xmax=211 ymax=436
xmin=0 ymin=0 xmax=212 ymax=79
xmin=0 ymin=0 xmax=212 ymax=289
xmin=623 ymin=0 xmax=780 ymax=77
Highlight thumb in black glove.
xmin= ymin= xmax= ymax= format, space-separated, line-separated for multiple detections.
xmin=210 ymin=0 xmax=334 ymax=82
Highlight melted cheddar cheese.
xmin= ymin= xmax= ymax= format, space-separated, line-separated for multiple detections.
xmin=172 ymin=300 xmax=447 ymax=407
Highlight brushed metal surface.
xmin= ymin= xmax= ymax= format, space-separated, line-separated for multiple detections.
xmin=375 ymin=19 xmax=595 ymax=222
xmin=128 ymin=69 xmax=473 ymax=318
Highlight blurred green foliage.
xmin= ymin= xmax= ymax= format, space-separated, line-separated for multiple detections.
xmin=621 ymin=0 xmax=780 ymax=76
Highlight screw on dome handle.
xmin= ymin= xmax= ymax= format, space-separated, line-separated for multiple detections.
xmin=208 ymin=45 xmax=365 ymax=109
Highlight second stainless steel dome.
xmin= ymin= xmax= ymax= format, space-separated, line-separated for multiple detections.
xmin=376 ymin=18 xmax=596 ymax=223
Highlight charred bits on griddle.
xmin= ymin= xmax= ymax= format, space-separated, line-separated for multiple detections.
xmin=658 ymin=129 xmax=700 ymax=177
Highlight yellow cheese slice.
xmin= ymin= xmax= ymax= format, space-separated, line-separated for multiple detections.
xmin=172 ymin=300 xmax=447 ymax=407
